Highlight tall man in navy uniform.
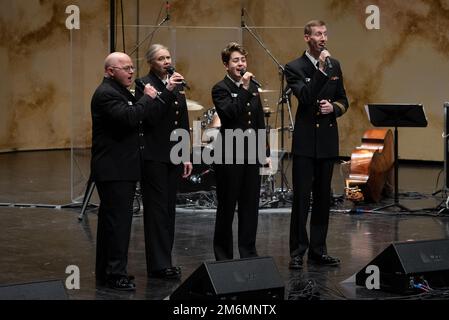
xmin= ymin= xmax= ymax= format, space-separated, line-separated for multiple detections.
xmin=285 ymin=20 xmax=349 ymax=269
xmin=135 ymin=44 xmax=192 ymax=279
xmin=211 ymin=42 xmax=269 ymax=261
xmin=91 ymin=52 xmax=170 ymax=290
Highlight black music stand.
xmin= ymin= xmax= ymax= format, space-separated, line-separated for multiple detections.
xmin=365 ymin=104 xmax=428 ymax=212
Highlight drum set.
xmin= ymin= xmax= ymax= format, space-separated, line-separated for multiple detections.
xmin=177 ymin=96 xmax=292 ymax=210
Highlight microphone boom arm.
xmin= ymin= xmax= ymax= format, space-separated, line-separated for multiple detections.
xmin=129 ymin=14 xmax=170 ymax=57
xmin=240 ymin=21 xmax=294 ymax=130
xmin=241 ymin=16 xmax=295 ymax=200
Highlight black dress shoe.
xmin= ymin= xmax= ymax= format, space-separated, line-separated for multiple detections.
xmin=289 ymin=256 xmax=304 ymax=270
xmin=106 ymin=276 xmax=136 ymax=291
xmin=308 ymin=254 xmax=340 ymax=266
xmin=149 ymin=267 xmax=181 ymax=279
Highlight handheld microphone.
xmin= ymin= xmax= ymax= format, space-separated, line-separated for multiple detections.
xmin=165 ymin=65 xmax=190 ymax=89
xmin=241 ymin=8 xmax=245 ymax=27
xmin=189 ymin=169 xmax=211 ymax=184
xmin=240 ymin=69 xmax=262 ymax=88
xmin=136 ymin=80 xmax=166 ymax=104
xmin=321 ymin=47 xmax=333 ymax=70
xmin=165 ymin=1 xmax=170 ymax=21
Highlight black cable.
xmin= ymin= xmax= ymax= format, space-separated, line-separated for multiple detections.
xmin=136 ymin=0 xmax=140 ymax=72
xmin=110 ymin=0 xmax=116 ymax=52
xmin=120 ymin=0 xmax=126 ymax=52
xmin=288 ymin=272 xmax=347 ymax=300
xmin=115 ymin=0 xmax=118 ymax=50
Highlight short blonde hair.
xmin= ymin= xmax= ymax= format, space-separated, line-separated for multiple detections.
xmin=145 ymin=44 xmax=169 ymax=63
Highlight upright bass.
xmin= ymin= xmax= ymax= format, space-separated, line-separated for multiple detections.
xmin=345 ymin=129 xmax=394 ymax=202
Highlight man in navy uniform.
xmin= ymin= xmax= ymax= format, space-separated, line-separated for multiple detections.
xmin=285 ymin=20 xmax=349 ymax=269
xmin=91 ymin=52 xmax=171 ymax=290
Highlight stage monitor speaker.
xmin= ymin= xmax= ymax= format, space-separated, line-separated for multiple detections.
xmin=170 ymin=256 xmax=284 ymax=300
xmin=444 ymin=102 xmax=449 ymax=188
xmin=356 ymin=239 xmax=449 ymax=293
xmin=0 ymin=280 xmax=68 ymax=300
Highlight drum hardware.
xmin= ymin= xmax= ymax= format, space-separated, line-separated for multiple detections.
xmin=186 ymin=99 xmax=204 ymax=111
xmin=179 ymin=104 xmax=295 ymax=209
xmin=263 ymin=107 xmax=273 ymax=115
xmin=258 ymin=88 xmax=277 ymax=93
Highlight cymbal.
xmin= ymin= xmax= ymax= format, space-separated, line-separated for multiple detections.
xmin=258 ymin=88 xmax=277 ymax=93
xmin=186 ymin=99 xmax=204 ymax=111
xmin=263 ymin=107 xmax=274 ymax=114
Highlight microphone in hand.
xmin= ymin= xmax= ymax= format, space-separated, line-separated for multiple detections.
xmin=166 ymin=65 xmax=190 ymax=89
xmin=188 ymin=169 xmax=211 ymax=185
xmin=320 ymin=47 xmax=333 ymax=70
xmin=137 ymin=80 xmax=165 ymax=104
xmin=240 ymin=69 xmax=262 ymax=88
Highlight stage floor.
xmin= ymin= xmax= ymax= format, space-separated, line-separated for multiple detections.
xmin=1 ymin=150 xmax=449 ymax=300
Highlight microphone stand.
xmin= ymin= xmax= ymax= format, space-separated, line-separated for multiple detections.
xmin=128 ymin=14 xmax=170 ymax=57
xmin=241 ymin=20 xmax=294 ymax=205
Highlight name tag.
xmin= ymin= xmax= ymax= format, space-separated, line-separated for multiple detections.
xmin=231 ymin=93 xmax=238 ymax=98
xmin=305 ymin=78 xmax=311 ymax=83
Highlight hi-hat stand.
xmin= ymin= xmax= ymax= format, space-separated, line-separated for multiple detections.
xmin=241 ymin=8 xmax=294 ymax=205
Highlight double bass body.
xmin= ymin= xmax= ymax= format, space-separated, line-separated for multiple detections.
xmin=345 ymin=129 xmax=394 ymax=203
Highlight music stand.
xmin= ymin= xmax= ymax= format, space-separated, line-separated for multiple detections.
xmin=365 ymin=104 xmax=428 ymax=212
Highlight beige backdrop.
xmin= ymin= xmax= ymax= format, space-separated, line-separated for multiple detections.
xmin=1 ymin=0 xmax=448 ymax=161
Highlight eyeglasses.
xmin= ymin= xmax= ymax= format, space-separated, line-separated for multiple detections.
xmin=111 ymin=65 xmax=135 ymax=73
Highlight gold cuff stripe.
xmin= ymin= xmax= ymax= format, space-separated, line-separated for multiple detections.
xmin=334 ymin=102 xmax=347 ymax=114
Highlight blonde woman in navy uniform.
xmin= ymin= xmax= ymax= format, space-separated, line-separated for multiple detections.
xmin=135 ymin=44 xmax=192 ymax=279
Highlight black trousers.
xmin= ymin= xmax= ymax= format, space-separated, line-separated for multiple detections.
xmin=213 ymin=164 xmax=261 ymax=261
xmin=141 ymin=161 xmax=182 ymax=273
xmin=290 ymin=155 xmax=335 ymax=258
xmin=95 ymin=180 xmax=136 ymax=280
